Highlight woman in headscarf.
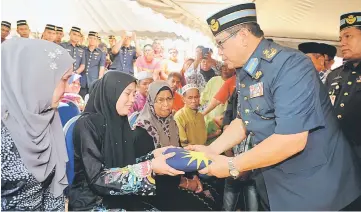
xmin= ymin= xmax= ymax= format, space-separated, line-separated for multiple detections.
xmin=60 ymin=74 xmax=85 ymax=111
xmin=1 ymin=38 xmax=74 ymax=210
xmin=67 ymin=71 xmax=183 ymax=211
xmin=132 ymin=81 xmax=221 ymax=211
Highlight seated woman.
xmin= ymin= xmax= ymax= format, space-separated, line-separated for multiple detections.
xmin=60 ymin=73 xmax=85 ymax=111
xmin=132 ymin=81 xmax=221 ymax=211
xmin=68 ymin=72 xmax=184 ymax=211
xmin=1 ymin=38 xmax=74 ymax=211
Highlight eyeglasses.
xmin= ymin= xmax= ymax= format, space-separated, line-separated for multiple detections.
xmin=155 ymin=97 xmax=174 ymax=105
xmin=216 ymin=30 xmax=239 ymax=50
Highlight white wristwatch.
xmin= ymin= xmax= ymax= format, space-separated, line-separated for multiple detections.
xmin=228 ymin=158 xmax=240 ymax=179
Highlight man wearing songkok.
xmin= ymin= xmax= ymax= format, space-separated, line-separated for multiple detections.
xmin=60 ymin=27 xmax=86 ymax=85
xmin=187 ymin=3 xmax=361 ymax=210
xmin=55 ymin=26 xmax=64 ymax=44
xmin=42 ymin=24 xmax=57 ymax=42
xmin=1 ymin=21 xmax=11 ymax=43
xmin=16 ymin=20 xmax=30 ymax=38
xmin=81 ymin=31 xmax=106 ymax=97
xmin=325 ymin=13 xmax=361 ymax=184
xmin=319 ymin=43 xmax=337 ymax=83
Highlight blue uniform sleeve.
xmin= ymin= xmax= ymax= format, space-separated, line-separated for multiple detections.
xmin=100 ymin=51 xmax=106 ymax=67
xmin=271 ymin=54 xmax=325 ymax=134
xmin=132 ymin=47 xmax=137 ymax=60
xmin=80 ymin=50 xmax=86 ymax=65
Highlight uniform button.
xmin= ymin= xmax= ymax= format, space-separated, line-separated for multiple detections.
xmin=86 ymin=73 xmax=88 ymax=75
xmin=344 ymin=92 xmax=349 ymax=96
xmin=244 ymin=121 xmax=249 ymax=126
xmin=337 ymin=115 xmax=342 ymax=119
xmin=328 ymin=91 xmax=332 ymax=95
xmin=245 ymin=109 xmax=250 ymax=114
xmin=335 ymin=85 xmax=340 ymax=89
xmin=244 ymin=96 xmax=248 ymax=100
xmin=340 ymin=103 xmax=344 ymax=107
xmin=241 ymin=84 xmax=246 ymax=88
xmin=348 ymin=81 xmax=352 ymax=85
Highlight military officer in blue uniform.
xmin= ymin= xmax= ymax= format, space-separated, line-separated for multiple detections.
xmin=109 ymin=31 xmax=141 ymax=75
xmin=108 ymin=35 xmax=116 ymax=62
xmin=1 ymin=21 xmax=11 ymax=43
xmin=187 ymin=3 xmax=361 ymax=210
xmin=60 ymin=26 xmax=85 ymax=88
xmin=325 ymin=12 xmax=361 ymax=163
xmin=16 ymin=20 xmax=30 ymax=38
xmin=55 ymin=26 xmax=64 ymax=44
xmin=81 ymin=31 xmax=106 ymax=97
xmin=41 ymin=24 xmax=57 ymax=42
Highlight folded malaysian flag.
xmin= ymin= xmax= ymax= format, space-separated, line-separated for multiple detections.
xmin=164 ymin=148 xmax=212 ymax=172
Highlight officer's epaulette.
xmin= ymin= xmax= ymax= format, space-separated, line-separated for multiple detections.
xmin=261 ymin=43 xmax=282 ymax=62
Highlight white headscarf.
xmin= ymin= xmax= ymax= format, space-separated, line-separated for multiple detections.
xmin=1 ymin=38 xmax=74 ymax=197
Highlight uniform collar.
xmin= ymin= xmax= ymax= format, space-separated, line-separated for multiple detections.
xmin=87 ymin=47 xmax=100 ymax=52
xmin=344 ymin=60 xmax=361 ymax=72
xmin=121 ymin=46 xmax=132 ymax=50
xmin=242 ymin=39 xmax=282 ymax=78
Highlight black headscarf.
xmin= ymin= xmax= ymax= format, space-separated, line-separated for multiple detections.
xmin=84 ymin=71 xmax=137 ymax=168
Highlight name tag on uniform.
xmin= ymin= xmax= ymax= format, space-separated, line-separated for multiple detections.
xmin=94 ymin=52 xmax=99 ymax=55
xmin=249 ymin=82 xmax=264 ymax=98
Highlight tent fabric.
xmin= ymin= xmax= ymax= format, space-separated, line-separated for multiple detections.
xmin=1 ymin=0 xmax=194 ymax=39
xmin=136 ymin=0 xmax=361 ymax=43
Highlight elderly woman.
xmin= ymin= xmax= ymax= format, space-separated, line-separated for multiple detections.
xmin=1 ymin=38 xmax=74 ymax=210
xmin=132 ymin=81 xmax=221 ymax=211
xmin=60 ymin=73 xmax=85 ymax=111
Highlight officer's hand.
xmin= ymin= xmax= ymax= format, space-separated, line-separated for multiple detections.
xmin=185 ymin=145 xmax=218 ymax=157
xmin=152 ymin=146 xmax=176 ymax=158
xmin=120 ymin=30 xmax=126 ymax=39
xmin=199 ymin=154 xmax=231 ymax=178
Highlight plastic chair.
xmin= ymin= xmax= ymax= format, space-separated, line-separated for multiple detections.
xmin=63 ymin=115 xmax=80 ymax=185
xmin=58 ymin=101 xmax=80 ymax=126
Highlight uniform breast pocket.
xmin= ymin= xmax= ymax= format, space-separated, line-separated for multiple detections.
xmin=248 ymin=97 xmax=275 ymax=120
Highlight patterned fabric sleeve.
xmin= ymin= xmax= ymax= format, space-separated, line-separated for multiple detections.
xmin=76 ymin=116 xmax=156 ymax=196
xmin=136 ymin=151 xmax=154 ymax=163
xmin=100 ymin=161 xmax=156 ymax=196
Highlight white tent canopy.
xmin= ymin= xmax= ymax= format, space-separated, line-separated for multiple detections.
xmin=137 ymin=0 xmax=361 ymax=47
xmin=1 ymin=0 xmax=198 ymax=39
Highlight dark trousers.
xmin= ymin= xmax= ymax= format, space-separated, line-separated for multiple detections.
xmin=79 ymin=87 xmax=88 ymax=99
xmin=223 ymin=178 xmax=263 ymax=211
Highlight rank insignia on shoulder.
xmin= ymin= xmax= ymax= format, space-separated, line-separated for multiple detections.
xmin=254 ymin=70 xmax=263 ymax=80
xmin=263 ymin=48 xmax=277 ymax=59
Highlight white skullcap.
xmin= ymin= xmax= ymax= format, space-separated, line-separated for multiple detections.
xmin=136 ymin=71 xmax=153 ymax=81
xmin=181 ymin=84 xmax=199 ymax=95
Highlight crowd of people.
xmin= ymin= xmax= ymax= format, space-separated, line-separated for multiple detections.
xmin=1 ymin=2 xmax=361 ymax=211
